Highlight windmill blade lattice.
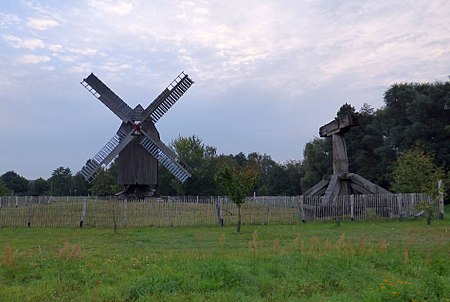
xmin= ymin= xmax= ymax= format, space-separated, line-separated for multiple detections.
xmin=144 ymin=72 xmax=194 ymax=124
xmin=80 ymin=129 xmax=133 ymax=183
xmin=140 ymin=133 xmax=191 ymax=183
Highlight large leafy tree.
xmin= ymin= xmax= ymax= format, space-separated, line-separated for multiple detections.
xmin=391 ymin=148 xmax=445 ymax=195
xmin=72 ymin=172 xmax=90 ymax=196
xmin=247 ymin=152 xmax=277 ymax=195
xmin=382 ymin=82 xmax=450 ymax=169
xmin=339 ymin=103 xmax=396 ymax=188
xmin=30 ymin=178 xmax=50 ymax=195
xmin=281 ymin=160 xmax=304 ymax=195
xmin=48 ymin=167 xmax=72 ymax=196
xmin=90 ymin=168 xmax=121 ymax=196
xmin=0 ymin=180 xmax=9 ymax=196
xmin=160 ymin=135 xmax=222 ymax=196
xmin=300 ymin=138 xmax=332 ymax=192
xmin=216 ymin=164 xmax=259 ymax=232
xmin=391 ymin=148 xmax=446 ymax=224
xmin=0 ymin=171 xmax=29 ymax=195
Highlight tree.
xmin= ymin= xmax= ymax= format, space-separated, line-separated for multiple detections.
xmin=301 ymin=138 xmax=332 ymax=192
xmin=90 ymin=168 xmax=121 ymax=196
xmin=30 ymin=178 xmax=50 ymax=195
xmin=382 ymin=82 xmax=450 ymax=169
xmin=161 ymin=135 xmax=222 ymax=196
xmin=247 ymin=153 xmax=276 ymax=195
xmin=48 ymin=167 xmax=73 ymax=196
xmin=0 ymin=180 xmax=8 ymax=196
xmin=339 ymin=103 xmax=396 ymax=188
xmin=391 ymin=148 xmax=446 ymax=224
xmin=0 ymin=171 xmax=29 ymax=195
xmin=391 ymin=148 xmax=445 ymax=194
xmin=72 ymin=172 xmax=90 ymax=196
xmin=281 ymin=160 xmax=304 ymax=195
xmin=216 ymin=164 xmax=259 ymax=232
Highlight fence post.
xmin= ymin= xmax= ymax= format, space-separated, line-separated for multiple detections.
xmin=299 ymin=195 xmax=305 ymax=223
xmin=397 ymin=194 xmax=403 ymax=220
xmin=216 ymin=198 xmax=224 ymax=226
xmin=80 ymin=198 xmax=88 ymax=228
xmin=27 ymin=196 xmax=32 ymax=227
xmin=350 ymin=195 xmax=354 ymax=221
xmin=123 ymin=198 xmax=128 ymax=227
xmin=169 ymin=199 xmax=173 ymax=227
xmin=438 ymin=180 xmax=444 ymax=219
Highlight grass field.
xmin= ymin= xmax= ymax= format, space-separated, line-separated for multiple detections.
xmin=1 ymin=217 xmax=449 ymax=301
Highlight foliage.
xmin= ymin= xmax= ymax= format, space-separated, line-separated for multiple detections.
xmin=391 ymin=148 xmax=445 ymax=195
xmin=0 ymin=180 xmax=8 ymax=196
xmin=300 ymin=138 xmax=332 ymax=192
xmin=48 ymin=167 xmax=73 ymax=196
xmin=383 ymin=82 xmax=450 ymax=169
xmin=90 ymin=168 xmax=122 ymax=196
xmin=391 ymin=148 xmax=446 ymax=224
xmin=216 ymin=164 xmax=259 ymax=232
xmin=72 ymin=172 xmax=89 ymax=196
xmin=0 ymin=221 xmax=449 ymax=301
xmin=29 ymin=178 xmax=50 ymax=195
xmin=0 ymin=171 xmax=29 ymax=195
xmin=216 ymin=164 xmax=259 ymax=206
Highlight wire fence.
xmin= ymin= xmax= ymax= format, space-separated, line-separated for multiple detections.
xmin=0 ymin=193 xmax=433 ymax=228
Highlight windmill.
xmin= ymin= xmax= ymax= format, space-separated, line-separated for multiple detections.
xmin=79 ymin=72 xmax=194 ymax=198
xmin=304 ymin=112 xmax=391 ymax=205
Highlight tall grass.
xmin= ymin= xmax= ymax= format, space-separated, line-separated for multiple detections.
xmin=0 ymin=219 xmax=449 ymax=301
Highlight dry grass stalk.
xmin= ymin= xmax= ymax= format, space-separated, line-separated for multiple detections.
xmin=218 ymin=233 xmax=225 ymax=250
xmin=403 ymin=248 xmax=410 ymax=264
xmin=358 ymin=237 xmax=367 ymax=255
xmin=378 ymin=239 xmax=389 ymax=253
xmin=425 ymin=252 xmax=431 ymax=271
xmin=2 ymin=246 xmax=16 ymax=269
xmin=250 ymin=230 xmax=258 ymax=256
xmin=273 ymin=238 xmax=281 ymax=254
xmin=58 ymin=242 xmax=82 ymax=261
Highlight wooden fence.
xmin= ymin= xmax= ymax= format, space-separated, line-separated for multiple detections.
xmin=0 ymin=193 xmax=433 ymax=228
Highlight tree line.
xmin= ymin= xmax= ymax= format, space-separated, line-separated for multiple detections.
xmin=1 ymin=81 xmax=448 ymax=198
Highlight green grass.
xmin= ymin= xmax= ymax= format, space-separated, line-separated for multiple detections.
xmin=1 ymin=218 xmax=449 ymax=301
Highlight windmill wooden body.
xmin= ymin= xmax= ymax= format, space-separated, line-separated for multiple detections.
xmin=79 ymin=72 xmax=194 ymax=198
xmin=304 ymin=113 xmax=391 ymax=205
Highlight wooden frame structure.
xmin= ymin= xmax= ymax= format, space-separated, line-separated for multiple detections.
xmin=304 ymin=113 xmax=391 ymax=205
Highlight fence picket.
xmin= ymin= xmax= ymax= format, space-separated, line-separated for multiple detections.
xmin=0 ymin=194 xmax=435 ymax=228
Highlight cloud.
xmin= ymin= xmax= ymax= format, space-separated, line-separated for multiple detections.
xmin=27 ymin=18 xmax=59 ymax=30
xmin=0 ymin=13 xmax=20 ymax=28
xmin=3 ymin=35 xmax=45 ymax=50
xmin=67 ymin=47 xmax=98 ymax=56
xmin=17 ymin=54 xmax=51 ymax=64
xmin=88 ymin=0 xmax=134 ymax=15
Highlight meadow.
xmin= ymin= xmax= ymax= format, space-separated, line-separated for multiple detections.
xmin=0 ymin=218 xmax=449 ymax=301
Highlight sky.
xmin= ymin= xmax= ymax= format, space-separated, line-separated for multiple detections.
xmin=1 ymin=0 xmax=449 ymax=180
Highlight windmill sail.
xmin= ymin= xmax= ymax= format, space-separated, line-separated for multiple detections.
xmin=143 ymin=72 xmax=194 ymax=124
xmin=80 ymin=129 xmax=134 ymax=182
xmin=81 ymin=73 xmax=133 ymax=124
xmin=140 ymin=132 xmax=191 ymax=183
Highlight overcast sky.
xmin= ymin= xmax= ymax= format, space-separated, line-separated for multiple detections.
xmin=1 ymin=0 xmax=449 ymax=180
